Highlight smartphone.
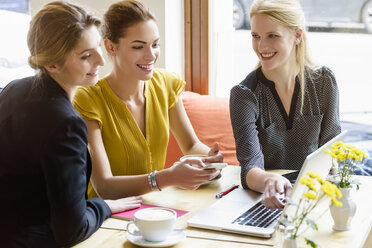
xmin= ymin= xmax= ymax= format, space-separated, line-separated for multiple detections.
xmin=203 ymin=162 xmax=228 ymax=170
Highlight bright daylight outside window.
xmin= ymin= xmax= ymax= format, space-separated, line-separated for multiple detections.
xmin=0 ymin=0 xmax=33 ymax=89
xmin=211 ymin=0 xmax=372 ymax=126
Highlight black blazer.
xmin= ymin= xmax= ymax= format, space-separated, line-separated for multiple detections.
xmin=0 ymin=75 xmax=111 ymax=247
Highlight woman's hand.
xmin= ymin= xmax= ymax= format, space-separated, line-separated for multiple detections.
xmin=261 ymin=174 xmax=292 ymax=210
xmin=167 ymin=158 xmax=220 ymax=190
xmin=203 ymin=142 xmax=224 ymax=163
xmin=104 ymin=196 xmax=142 ymax=213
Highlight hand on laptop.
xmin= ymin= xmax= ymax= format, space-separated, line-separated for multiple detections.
xmin=261 ymin=174 xmax=292 ymax=210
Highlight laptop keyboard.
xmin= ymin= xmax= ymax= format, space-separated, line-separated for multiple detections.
xmin=232 ymin=202 xmax=283 ymax=228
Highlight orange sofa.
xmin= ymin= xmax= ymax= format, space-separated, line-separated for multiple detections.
xmin=164 ymin=91 xmax=239 ymax=168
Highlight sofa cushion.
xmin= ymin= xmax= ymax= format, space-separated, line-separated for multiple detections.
xmin=165 ymin=91 xmax=238 ymax=168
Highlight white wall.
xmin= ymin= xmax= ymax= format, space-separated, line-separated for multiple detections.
xmin=164 ymin=0 xmax=184 ymax=77
xmin=30 ymin=0 xmax=184 ymax=79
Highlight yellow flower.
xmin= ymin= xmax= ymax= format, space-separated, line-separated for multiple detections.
xmin=300 ymin=177 xmax=317 ymax=192
xmin=347 ymin=152 xmax=354 ymax=160
xmin=310 ymin=185 xmax=317 ymax=192
xmin=281 ymin=171 xmax=341 ymax=243
xmin=300 ymin=177 xmax=310 ymax=185
xmin=336 ymin=152 xmax=347 ymax=162
xmin=317 ymin=178 xmax=324 ymax=185
xmin=351 ymin=148 xmax=368 ymax=162
xmin=321 ymin=181 xmax=335 ymax=197
xmin=325 ymin=149 xmax=337 ymax=158
xmin=331 ymin=141 xmax=344 ymax=150
xmin=325 ymin=141 xmax=365 ymax=191
xmin=334 ymin=187 xmax=342 ymax=199
xmin=306 ymin=171 xmax=320 ymax=178
xmin=331 ymin=196 xmax=343 ymax=207
xmin=304 ymin=191 xmax=317 ymax=200
xmin=343 ymin=144 xmax=355 ymax=152
xmin=326 ymin=148 xmax=346 ymax=159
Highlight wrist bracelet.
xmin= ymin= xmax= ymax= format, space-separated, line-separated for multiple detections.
xmin=147 ymin=170 xmax=161 ymax=191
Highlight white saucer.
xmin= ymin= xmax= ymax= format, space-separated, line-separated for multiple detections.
xmin=126 ymin=229 xmax=186 ymax=247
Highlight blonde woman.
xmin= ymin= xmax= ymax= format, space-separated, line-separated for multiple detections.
xmin=230 ymin=0 xmax=341 ymax=209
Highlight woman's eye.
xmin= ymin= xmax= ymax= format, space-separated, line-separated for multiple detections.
xmin=269 ymin=34 xmax=278 ymax=38
xmin=81 ymin=54 xmax=91 ymax=60
xmin=252 ymin=34 xmax=259 ymax=39
xmin=153 ymin=43 xmax=160 ymax=48
xmin=132 ymin=46 xmax=143 ymax=50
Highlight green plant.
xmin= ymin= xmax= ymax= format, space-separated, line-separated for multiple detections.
xmin=325 ymin=141 xmax=369 ymax=189
xmin=278 ymin=171 xmax=342 ymax=248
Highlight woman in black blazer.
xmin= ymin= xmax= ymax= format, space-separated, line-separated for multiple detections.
xmin=0 ymin=1 xmax=141 ymax=247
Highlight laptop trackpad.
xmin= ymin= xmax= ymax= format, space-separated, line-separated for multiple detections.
xmin=203 ymin=188 xmax=262 ymax=221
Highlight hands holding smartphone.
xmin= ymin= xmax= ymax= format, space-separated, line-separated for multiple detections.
xmin=203 ymin=163 xmax=228 ymax=170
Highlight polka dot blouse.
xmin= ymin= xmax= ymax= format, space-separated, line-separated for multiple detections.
xmin=230 ymin=66 xmax=341 ymax=189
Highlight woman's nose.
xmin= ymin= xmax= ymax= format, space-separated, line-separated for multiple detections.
xmin=96 ymin=48 xmax=105 ymax=66
xmin=258 ymin=38 xmax=267 ymax=51
xmin=145 ymin=47 xmax=157 ymax=60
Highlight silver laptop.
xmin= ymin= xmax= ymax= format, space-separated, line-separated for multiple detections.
xmin=187 ymin=131 xmax=347 ymax=238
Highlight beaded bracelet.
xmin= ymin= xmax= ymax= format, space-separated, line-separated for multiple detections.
xmin=147 ymin=170 xmax=161 ymax=191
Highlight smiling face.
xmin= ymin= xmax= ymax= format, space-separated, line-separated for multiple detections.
xmin=110 ymin=20 xmax=160 ymax=81
xmin=54 ymin=25 xmax=104 ymax=89
xmin=251 ymin=14 xmax=298 ymax=73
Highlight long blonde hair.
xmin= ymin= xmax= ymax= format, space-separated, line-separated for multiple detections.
xmin=250 ymin=0 xmax=314 ymax=112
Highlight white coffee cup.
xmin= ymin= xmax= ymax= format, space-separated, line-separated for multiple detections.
xmin=126 ymin=207 xmax=176 ymax=242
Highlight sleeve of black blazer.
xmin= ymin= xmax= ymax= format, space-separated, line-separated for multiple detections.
xmin=42 ymin=114 xmax=111 ymax=247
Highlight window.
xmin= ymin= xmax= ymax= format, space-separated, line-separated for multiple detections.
xmin=207 ymin=0 xmax=372 ymax=125
xmin=0 ymin=0 xmax=29 ymax=13
xmin=0 ymin=0 xmax=33 ymax=88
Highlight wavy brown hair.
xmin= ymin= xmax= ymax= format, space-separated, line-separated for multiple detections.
xmin=102 ymin=0 xmax=156 ymax=43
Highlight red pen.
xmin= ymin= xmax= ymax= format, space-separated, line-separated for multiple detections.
xmin=216 ymin=184 xmax=239 ymax=198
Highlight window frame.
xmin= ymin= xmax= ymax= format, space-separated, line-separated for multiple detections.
xmin=184 ymin=0 xmax=209 ymax=94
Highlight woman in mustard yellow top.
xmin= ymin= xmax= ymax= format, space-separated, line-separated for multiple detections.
xmin=73 ymin=0 xmax=222 ymax=199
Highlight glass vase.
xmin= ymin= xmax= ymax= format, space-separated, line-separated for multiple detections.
xmin=282 ymin=238 xmax=298 ymax=248
xmin=282 ymin=225 xmax=297 ymax=248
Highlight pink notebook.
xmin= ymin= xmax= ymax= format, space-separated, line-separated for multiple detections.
xmin=112 ymin=203 xmax=189 ymax=220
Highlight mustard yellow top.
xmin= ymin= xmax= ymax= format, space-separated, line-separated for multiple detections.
xmin=73 ymin=69 xmax=186 ymax=198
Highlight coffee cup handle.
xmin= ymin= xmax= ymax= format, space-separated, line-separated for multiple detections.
xmin=126 ymin=221 xmax=141 ymax=236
